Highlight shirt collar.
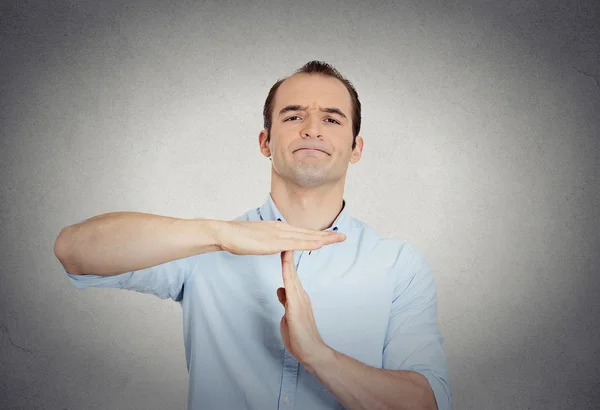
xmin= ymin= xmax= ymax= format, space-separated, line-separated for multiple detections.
xmin=257 ymin=192 xmax=350 ymax=233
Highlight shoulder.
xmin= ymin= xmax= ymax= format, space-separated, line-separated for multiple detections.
xmin=351 ymin=217 xmax=419 ymax=258
xmin=230 ymin=208 xmax=257 ymax=222
xmin=352 ymin=218 xmax=432 ymax=280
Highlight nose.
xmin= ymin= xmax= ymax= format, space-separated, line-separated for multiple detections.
xmin=300 ymin=113 xmax=323 ymax=139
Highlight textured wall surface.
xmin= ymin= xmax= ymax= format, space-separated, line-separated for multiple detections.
xmin=1 ymin=0 xmax=599 ymax=409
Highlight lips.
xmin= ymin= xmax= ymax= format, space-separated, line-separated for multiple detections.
xmin=295 ymin=148 xmax=329 ymax=155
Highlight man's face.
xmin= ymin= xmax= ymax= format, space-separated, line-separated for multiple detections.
xmin=260 ymin=73 xmax=362 ymax=189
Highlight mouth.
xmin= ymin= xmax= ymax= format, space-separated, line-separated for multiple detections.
xmin=294 ymin=148 xmax=329 ymax=155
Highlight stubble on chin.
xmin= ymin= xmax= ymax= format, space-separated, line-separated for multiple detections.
xmin=289 ymin=163 xmax=333 ymax=188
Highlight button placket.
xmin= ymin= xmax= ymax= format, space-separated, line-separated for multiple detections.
xmin=279 ymin=350 xmax=299 ymax=408
xmin=277 ymin=217 xmax=301 ymax=408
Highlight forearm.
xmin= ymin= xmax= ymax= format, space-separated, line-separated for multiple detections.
xmin=309 ymin=347 xmax=437 ymax=410
xmin=54 ymin=212 xmax=223 ymax=276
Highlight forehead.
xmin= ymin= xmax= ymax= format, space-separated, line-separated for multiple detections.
xmin=274 ymin=73 xmax=351 ymax=112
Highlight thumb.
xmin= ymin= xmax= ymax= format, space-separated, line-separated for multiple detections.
xmin=277 ymin=287 xmax=286 ymax=306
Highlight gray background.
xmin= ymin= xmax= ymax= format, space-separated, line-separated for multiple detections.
xmin=1 ymin=0 xmax=599 ymax=409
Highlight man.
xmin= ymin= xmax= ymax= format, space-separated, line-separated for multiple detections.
xmin=54 ymin=60 xmax=451 ymax=410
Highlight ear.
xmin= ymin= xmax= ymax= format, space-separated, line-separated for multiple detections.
xmin=349 ymin=135 xmax=364 ymax=164
xmin=259 ymin=129 xmax=271 ymax=158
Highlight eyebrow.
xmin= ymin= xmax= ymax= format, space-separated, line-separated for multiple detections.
xmin=278 ymin=105 xmax=347 ymax=120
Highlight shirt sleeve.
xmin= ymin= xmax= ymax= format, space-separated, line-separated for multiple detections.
xmin=64 ymin=254 xmax=200 ymax=302
xmin=61 ymin=216 xmax=211 ymax=302
xmin=382 ymin=242 xmax=451 ymax=410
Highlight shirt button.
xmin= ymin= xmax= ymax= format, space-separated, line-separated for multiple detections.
xmin=284 ymin=397 xmax=289 ymax=404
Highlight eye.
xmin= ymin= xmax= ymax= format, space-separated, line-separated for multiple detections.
xmin=284 ymin=116 xmax=340 ymax=125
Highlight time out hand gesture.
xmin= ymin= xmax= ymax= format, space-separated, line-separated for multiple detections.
xmin=217 ymin=220 xmax=346 ymax=255
xmin=277 ymin=250 xmax=334 ymax=372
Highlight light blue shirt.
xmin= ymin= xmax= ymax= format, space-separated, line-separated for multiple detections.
xmin=65 ymin=193 xmax=451 ymax=410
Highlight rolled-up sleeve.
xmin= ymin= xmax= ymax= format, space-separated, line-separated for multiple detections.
xmin=64 ymin=254 xmax=199 ymax=302
xmin=382 ymin=242 xmax=451 ymax=410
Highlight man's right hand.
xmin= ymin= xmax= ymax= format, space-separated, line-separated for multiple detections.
xmin=216 ymin=220 xmax=346 ymax=255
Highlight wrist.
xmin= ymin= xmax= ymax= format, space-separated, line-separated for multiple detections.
xmin=304 ymin=344 xmax=336 ymax=374
xmin=188 ymin=218 xmax=227 ymax=253
xmin=210 ymin=219 xmax=230 ymax=250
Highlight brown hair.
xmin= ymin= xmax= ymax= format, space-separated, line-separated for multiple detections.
xmin=262 ymin=60 xmax=361 ymax=150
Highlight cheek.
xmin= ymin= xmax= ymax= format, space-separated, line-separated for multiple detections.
xmin=272 ymin=138 xmax=293 ymax=154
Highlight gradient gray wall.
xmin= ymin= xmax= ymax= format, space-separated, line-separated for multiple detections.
xmin=1 ymin=0 xmax=599 ymax=409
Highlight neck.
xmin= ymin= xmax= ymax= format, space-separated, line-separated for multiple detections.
xmin=270 ymin=178 xmax=345 ymax=232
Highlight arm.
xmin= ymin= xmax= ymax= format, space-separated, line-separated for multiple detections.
xmin=308 ymin=347 xmax=437 ymax=410
xmin=57 ymin=214 xmax=344 ymax=300
xmin=54 ymin=212 xmax=222 ymax=276
xmin=278 ymin=244 xmax=449 ymax=410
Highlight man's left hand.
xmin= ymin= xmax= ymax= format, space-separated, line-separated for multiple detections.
xmin=277 ymin=250 xmax=330 ymax=371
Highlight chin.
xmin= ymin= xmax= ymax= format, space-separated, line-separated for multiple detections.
xmin=293 ymin=170 xmax=333 ymax=187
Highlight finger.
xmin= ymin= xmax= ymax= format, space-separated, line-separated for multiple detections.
xmin=318 ymin=233 xmax=346 ymax=244
xmin=281 ymin=252 xmax=302 ymax=292
xmin=290 ymin=230 xmax=346 ymax=240
xmin=276 ymin=222 xmax=345 ymax=236
xmin=281 ymin=256 xmax=294 ymax=291
xmin=281 ymin=251 xmax=295 ymax=284
xmin=280 ymin=249 xmax=293 ymax=265
xmin=292 ymin=240 xmax=327 ymax=250
xmin=283 ymin=238 xmax=340 ymax=251
xmin=277 ymin=227 xmax=346 ymax=244
xmin=277 ymin=287 xmax=286 ymax=306
xmin=277 ymin=231 xmax=344 ymax=244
